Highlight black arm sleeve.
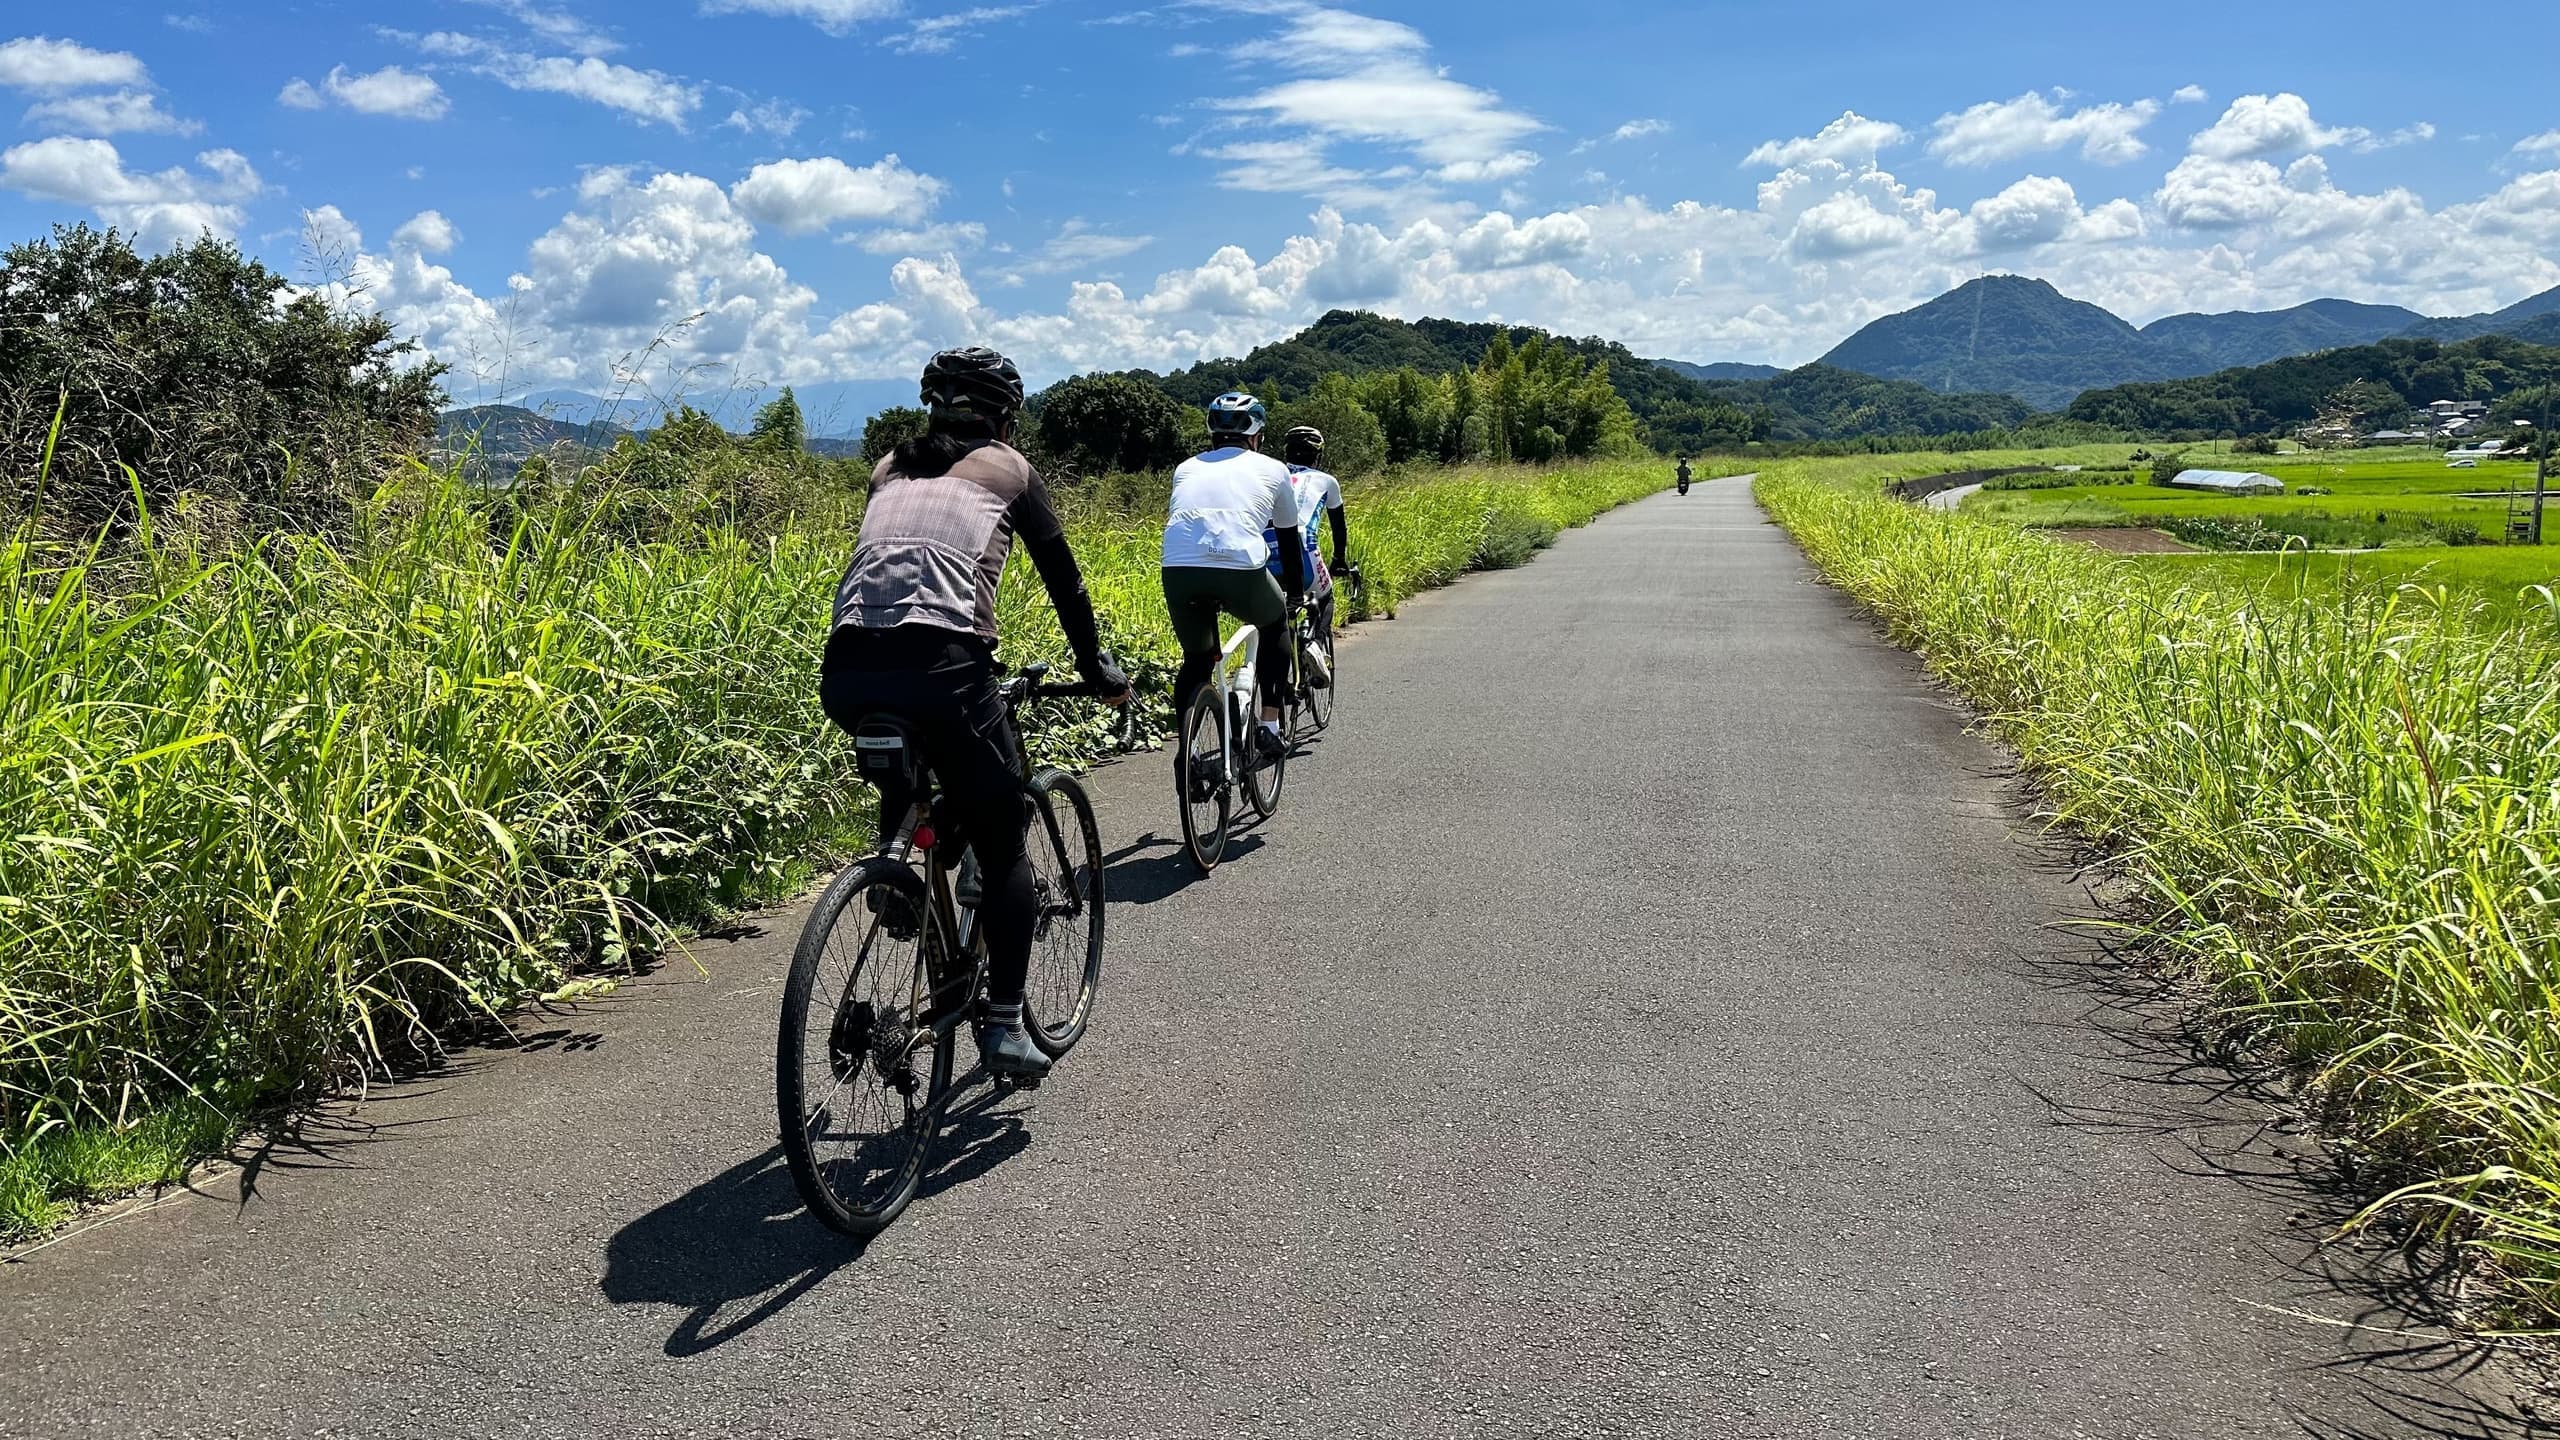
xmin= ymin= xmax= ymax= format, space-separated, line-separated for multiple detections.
xmin=1326 ymin=504 xmax=1348 ymax=570
xmin=1012 ymin=471 xmax=1107 ymax=674
xmin=1274 ymin=526 xmax=1307 ymax=594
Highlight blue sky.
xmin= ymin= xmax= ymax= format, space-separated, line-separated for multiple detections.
xmin=4 ymin=0 xmax=2557 ymax=429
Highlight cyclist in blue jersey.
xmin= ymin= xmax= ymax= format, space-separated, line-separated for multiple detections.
xmin=1272 ymin=426 xmax=1348 ymax=683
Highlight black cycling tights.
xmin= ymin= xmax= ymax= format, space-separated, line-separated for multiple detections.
xmin=821 ymin=626 xmax=1036 ymax=1005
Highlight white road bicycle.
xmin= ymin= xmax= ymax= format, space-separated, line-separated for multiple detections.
xmin=1174 ymin=607 xmax=1298 ymax=871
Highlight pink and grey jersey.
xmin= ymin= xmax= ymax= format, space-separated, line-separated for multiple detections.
xmin=832 ymin=441 xmax=1101 ymax=666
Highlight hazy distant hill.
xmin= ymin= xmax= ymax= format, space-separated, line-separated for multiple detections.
xmin=433 ymin=403 xmax=865 ymax=475
xmin=1821 ymin=275 xmax=2560 ymax=408
xmin=1817 ymin=277 xmax=2187 ymax=411
xmin=1652 ymin=359 xmax=1784 ymax=382
xmin=2138 ymin=298 xmax=2426 ymax=371
xmin=2400 ymin=285 xmax=2560 ymax=342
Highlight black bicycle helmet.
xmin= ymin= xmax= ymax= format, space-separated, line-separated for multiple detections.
xmin=1205 ymin=391 xmax=1268 ymax=438
xmin=1283 ymin=425 xmax=1324 ymax=461
xmin=920 ymin=346 xmax=1024 ymax=420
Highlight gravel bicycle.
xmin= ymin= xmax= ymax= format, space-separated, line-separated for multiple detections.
xmin=777 ymin=659 xmax=1117 ymax=1237
xmin=1174 ymin=610 xmax=1295 ymax=871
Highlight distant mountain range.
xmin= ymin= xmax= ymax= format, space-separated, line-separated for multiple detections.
xmin=1651 ymin=359 xmax=1785 ymax=383
xmin=1818 ymin=275 xmax=2560 ymax=409
xmin=433 ymin=397 xmax=863 ymax=476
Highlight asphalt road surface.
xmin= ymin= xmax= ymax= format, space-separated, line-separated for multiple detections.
xmin=2 ymin=477 xmax=2537 ymax=1438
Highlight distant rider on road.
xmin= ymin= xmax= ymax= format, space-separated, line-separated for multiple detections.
xmin=1274 ymin=425 xmax=1349 ymax=683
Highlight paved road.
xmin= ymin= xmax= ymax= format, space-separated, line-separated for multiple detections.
xmin=2 ymin=478 xmax=2536 ymax=1438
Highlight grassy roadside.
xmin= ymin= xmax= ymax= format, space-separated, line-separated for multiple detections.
xmin=1756 ymin=452 xmax=2560 ymax=1322
xmin=0 ymin=454 xmax=1704 ymax=1238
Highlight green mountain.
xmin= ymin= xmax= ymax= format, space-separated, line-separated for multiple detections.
xmin=1111 ymin=308 xmax=2032 ymax=444
xmin=2138 ymin=298 xmax=2426 ymax=371
xmin=2064 ymin=334 xmax=2560 ymax=436
xmin=1817 ymin=276 xmax=2187 ymax=411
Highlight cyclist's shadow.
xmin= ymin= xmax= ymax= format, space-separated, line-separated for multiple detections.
xmin=600 ymin=1083 xmax=1035 ymax=1356
xmin=1102 ymin=830 xmax=1267 ymax=905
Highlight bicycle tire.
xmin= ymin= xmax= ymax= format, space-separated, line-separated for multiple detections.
xmin=1244 ymin=688 xmax=1286 ymax=819
xmin=1022 ymin=769 xmax=1104 ymax=1058
xmin=1176 ymin=686 xmax=1230 ymax=872
xmin=776 ymin=858 xmax=953 ymax=1237
xmin=1299 ymin=614 xmax=1334 ymax=737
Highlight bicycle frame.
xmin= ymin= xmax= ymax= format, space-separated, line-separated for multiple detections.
xmin=1207 ymin=620 xmax=1261 ymax=783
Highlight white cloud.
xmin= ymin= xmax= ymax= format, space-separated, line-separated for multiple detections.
xmin=418 ymin=33 xmax=700 ymax=127
xmin=1451 ymin=210 xmax=1589 ymax=268
xmin=1612 ymin=118 xmax=1670 ymax=142
xmin=721 ymin=98 xmax=810 ymax=138
xmin=2171 ymin=85 xmax=2208 ymax=105
xmin=998 ymin=219 xmax=1152 ymax=276
xmin=310 ymin=64 xmax=451 ymax=121
xmin=848 ymin=220 xmax=989 ymax=255
xmin=278 ymin=79 xmax=322 ymax=109
xmin=887 ymin=4 xmax=1035 ymax=54
xmin=1743 ymin=111 xmax=1908 ymax=168
xmin=697 ymin=0 xmax=901 ymax=35
xmin=1928 ymin=90 xmax=2160 ymax=167
xmin=0 ymin=137 xmax=261 ymax=248
xmin=2189 ymin=93 xmax=2365 ymax=159
xmin=393 ymin=210 xmax=460 ymax=254
xmin=1201 ymin=2 xmax=1545 ymax=201
xmin=2518 ymin=131 xmax=2560 ymax=158
xmin=730 ymin=154 xmax=946 ymax=233
xmin=23 ymin=89 xmax=199 ymax=136
xmin=461 ymin=0 xmax=622 ymax=56
xmin=0 ymin=36 xmax=148 ymax=92
xmin=2353 ymin=122 xmax=2435 ymax=153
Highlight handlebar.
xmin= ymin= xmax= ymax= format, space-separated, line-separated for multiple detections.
xmin=999 ymin=650 xmax=1132 ymax=703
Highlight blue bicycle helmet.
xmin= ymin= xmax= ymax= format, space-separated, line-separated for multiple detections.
xmin=1204 ymin=391 xmax=1268 ymax=438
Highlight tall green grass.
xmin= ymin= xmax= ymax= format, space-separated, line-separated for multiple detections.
xmin=1758 ymin=455 xmax=2560 ymax=1320
xmin=0 ymin=453 xmax=1685 ymax=1236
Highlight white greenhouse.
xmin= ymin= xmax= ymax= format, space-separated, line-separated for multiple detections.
xmin=2166 ymin=468 xmax=2284 ymax=496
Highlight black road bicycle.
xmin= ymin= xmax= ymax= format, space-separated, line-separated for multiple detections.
xmin=777 ymin=659 xmax=1117 ymax=1237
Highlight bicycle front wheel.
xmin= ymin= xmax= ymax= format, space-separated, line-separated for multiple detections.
xmin=1023 ymin=768 xmax=1104 ymax=1058
xmin=777 ymin=859 xmax=954 ymax=1237
xmin=1176 ymin=686 xmax=1230 ymax=872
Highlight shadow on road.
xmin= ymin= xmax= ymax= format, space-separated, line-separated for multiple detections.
xmin=600 ymin=1076 xmax=1036 ymax=1357
xmin=1103 ymin=830 xmax=1264 ymax=906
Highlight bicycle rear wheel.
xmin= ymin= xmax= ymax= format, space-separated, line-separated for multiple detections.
xmin=1022 ymin=769 xmax=1104 ymax=1057
xmin=1244 ymin=689 xmax=1287 ymax=819
xmin=777 ymin=859 xmax=954 ymax=1236
xmin=1176 ymin=686 xmax=1230 ymax=872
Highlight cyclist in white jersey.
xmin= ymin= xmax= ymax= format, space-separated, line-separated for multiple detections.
xmin=1271 ymin=425 xmax=1348 ymax=681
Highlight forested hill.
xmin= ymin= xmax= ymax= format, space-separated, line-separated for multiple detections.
xmin=2064 ymin=334 xmax=2560 ymax=436
xmin=1107 ymin=309 xmax=2034 ymax=446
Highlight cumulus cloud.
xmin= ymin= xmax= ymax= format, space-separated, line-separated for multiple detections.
xmin=0 ymin=36 xmax=149 ymax=92
xmin=1928 ymin=90 xmax=2160 ymax=167
xmin=697 ymin=0 xmax=901 ymax=35
xmin=730 ymin=154 xmax=946 ymax=233
xmin=1743 ymin=111 xmax=1908 ymax=168
xmin=2171 ymin=85 xmax=2209 ymax=104
xmin=2189 ymin=93 xmax=2365 ymax=159
xmin=392 ymin=210 xmax=460 ymax=254
xmin=0 ymin=137 xmax=261 ymax=248
xmin=23 ymin=89 xmax=199 ymax=135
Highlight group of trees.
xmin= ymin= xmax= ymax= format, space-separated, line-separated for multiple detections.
xmin=2 ymin=224 xmax=444 ymax=533
xmin=1024 ymin=330 xmax=1648 ymax=481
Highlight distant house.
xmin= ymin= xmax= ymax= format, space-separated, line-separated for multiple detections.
xmin=2362 ymin=429 xmax=2423 ymax=446
xmin=2167 ymin=468 xmax=2285 ymax=496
